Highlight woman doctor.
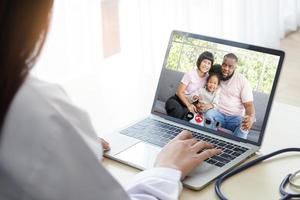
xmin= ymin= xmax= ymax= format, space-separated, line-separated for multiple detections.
xmin=0 ymin=1 xmax=220 ymax=199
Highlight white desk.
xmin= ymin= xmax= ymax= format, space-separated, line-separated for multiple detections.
xmin=103 ymin=102 xmax=300 ymax=200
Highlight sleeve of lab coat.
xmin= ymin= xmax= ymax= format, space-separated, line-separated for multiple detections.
xmin=127 ymin=167 xmax=183 ymax=200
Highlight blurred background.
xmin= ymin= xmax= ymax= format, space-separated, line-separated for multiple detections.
xmin=32 ymin=0 xmax=300 ymax=135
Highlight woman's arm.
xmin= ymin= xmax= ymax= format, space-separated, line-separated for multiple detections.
xmin=176 ymin=83 xmax=196 ymax=113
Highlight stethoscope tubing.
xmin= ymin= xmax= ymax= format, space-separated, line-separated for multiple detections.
xmin=289 ymin=169 xmax=300 ymax=189
xmin=279 ymin=173 xmax=300 ymax=200
xmin=215 ymin=148 xmax=300 ymax=200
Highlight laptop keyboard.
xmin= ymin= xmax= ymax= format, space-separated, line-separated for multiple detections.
xmin=120 ymin=118 xmax=249 ymax=167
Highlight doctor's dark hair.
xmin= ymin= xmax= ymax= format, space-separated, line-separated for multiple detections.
xmin=0 ymin=0 xmax=53 ymax=134
xmin=196 ymin=51 xmax=214 ymax=69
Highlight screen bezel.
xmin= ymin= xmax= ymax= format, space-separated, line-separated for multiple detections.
xmin=150 ymin=30 xmax=285 ymax=146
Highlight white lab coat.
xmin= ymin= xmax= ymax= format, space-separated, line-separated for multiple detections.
xmin=0 ymin=75 xmax=182 ymax=200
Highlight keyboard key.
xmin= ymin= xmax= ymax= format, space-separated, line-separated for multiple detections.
xmin=224 ymin=149 xmax=233 ymax=154
xmin=210 ymin=140 xmax=219 ymax=144
xmin=196 ymin=135 xmax=204 ymax=140
xmin=232 ymin=147 xmax=247 ymax=154
xmin=219 ymin=153 xmax=236 ymax=161
xmin=232 ymin=152 xmax=242 ymax=157
xmin=211 ymin=155 xmax=230 ymax=163
xmin=226 ymin=144 xmax=235 ymax=149
xmin=203 ymin=138 xmax=212 ymax=142
xmin=241 ymin=147 xmax=249 ymax=151
xmin=215 ymin=162 xmax=225 ymax=167
xmin=217 ymin=142 xmax=226 ymax=147
xmin=207 ymin=159 xmax=217 ymax=165
xmin=170 ymin=131 xmax=179 ymax=136
xmin=216 ymin=147 xmax=226 ymax=151
xmin=167 ymin=135 xmax=176 ymax=140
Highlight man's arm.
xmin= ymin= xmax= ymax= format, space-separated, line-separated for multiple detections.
xmin=242 ymin=101 xmax=255 ymax=130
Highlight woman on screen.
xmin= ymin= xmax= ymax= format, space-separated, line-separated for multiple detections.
xmin=165 ymin=51 xmax=214 ymax=119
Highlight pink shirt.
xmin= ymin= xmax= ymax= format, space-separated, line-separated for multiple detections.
xmin=181 ymin=69 xmax=208 ymax=96
xmin=218 ymin=72 xmax=253 ymax=116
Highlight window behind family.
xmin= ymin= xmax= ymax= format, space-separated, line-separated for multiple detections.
xmin=153 ymin=33 xmax=280 ymax=143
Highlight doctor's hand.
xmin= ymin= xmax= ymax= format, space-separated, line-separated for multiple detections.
xmin=99 ymin=138 xmax=110 ymax=151
xmin=154 ymin=130 xmax=221 ymax=180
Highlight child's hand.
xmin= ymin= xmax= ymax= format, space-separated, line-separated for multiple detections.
xmin=187 ymin=104 xmax=197 ymax=113
xmin=192 ymin=95 xmax=199 ymax=101
xmin=198 ymin=103 xmax=213 ymax=112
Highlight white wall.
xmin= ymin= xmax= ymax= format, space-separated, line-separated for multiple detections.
xmin=32 ymin=0 xmax=300 ymax=136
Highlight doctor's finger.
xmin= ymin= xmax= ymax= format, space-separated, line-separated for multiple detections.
xmin=174 ymin=130 xmax=193 ymax=141
xmin=191 ymin=141 xmax=213 ymax=153
xmin=184 ymin=138 xmax=198 ymax=146
xmin=100 ymin=138 xmax=110 ymax=150
xmin=196 ymin=148 xmax=221 ymax=162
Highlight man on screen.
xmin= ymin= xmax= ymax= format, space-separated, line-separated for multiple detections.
xmin=204 ymin=53 xmax=255 ymax=139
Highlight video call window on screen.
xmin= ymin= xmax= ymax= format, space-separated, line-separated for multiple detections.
xmin=153 ymin=33 xmax=280 ymax=143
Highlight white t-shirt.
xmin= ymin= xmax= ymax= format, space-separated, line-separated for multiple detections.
xmin=189 ymin=87 xmax=221 ymax=108
xmin=0 ymin=75 xmax=182 ymax=200
xmin=181 ymin=69 xmax=208 ymax=96
xmin=218 ymin=72 xmax=253 ymax=116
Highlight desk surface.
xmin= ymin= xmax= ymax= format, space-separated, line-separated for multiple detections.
xmin=102 ymin=102 xmax=300 ymax=200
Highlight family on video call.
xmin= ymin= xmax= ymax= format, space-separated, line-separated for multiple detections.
xmin=165 ymin=51 xmax=255 ymax=139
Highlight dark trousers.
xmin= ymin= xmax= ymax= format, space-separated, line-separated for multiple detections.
xmin=165 ymin=95 xmax=188 ymax=119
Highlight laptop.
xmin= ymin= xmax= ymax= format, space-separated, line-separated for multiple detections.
xmin=104 ymin=30 xmax=285 ymax=190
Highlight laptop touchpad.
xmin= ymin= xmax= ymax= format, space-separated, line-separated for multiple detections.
xmin=115 ymin=142 xmax=161 ymax=170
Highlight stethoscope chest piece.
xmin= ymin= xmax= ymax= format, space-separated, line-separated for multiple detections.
xmin=279 ymin=170 xmax=300 ymax=200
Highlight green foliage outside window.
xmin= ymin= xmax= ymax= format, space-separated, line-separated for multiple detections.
xmin=166 ymin=33 xmax=279 ymax=94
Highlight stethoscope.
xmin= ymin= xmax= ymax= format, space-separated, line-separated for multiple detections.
xmin=280 ymin=169 xmax=300 ymax=200
xmin=215 ymin=148 xmax=300 ymax=200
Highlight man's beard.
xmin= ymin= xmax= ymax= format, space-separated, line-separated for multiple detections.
xmin=221 ymin=71 xmax=234 ymax=81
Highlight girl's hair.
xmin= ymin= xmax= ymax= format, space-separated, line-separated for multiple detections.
xmin=196 ymin=51 xmax=214 ymax=69
xmin=0 ymin=0 xmax=53 ymax=134
xmin=209 ymin=64 xmax=222 ymax=75
xmin=207 ymin=73 xmax=221 ymax=85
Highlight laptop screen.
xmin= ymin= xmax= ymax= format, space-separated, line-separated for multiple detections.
xmin=152 ymin=30 xmax=285 ymax=145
